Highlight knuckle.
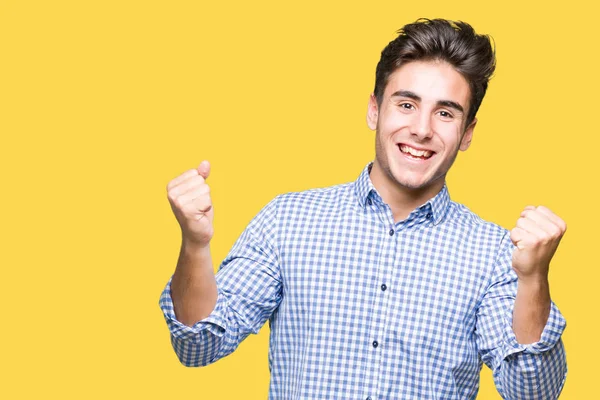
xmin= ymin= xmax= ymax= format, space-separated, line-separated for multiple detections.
xmin=538 ymin=205 xmax=550 ymax=213
xmin=197 ymin=195 xmax=211 ymax=206
xmin=167 ymin=179 xmax=178 ymax=191
xmin=168 ymin=183 xmax=181 ymax=194
xmin=172 ymin=196 xmax=184 ymax=209
xmin=182 ymin=169 xmax=198 ymax=180
xmin=167 ymin=191 xmax=176 ymax=202
xmin=190 ymin=180 xmax=204 ymax=191
xmin=186 ymin=176 xmax=203 ymax=188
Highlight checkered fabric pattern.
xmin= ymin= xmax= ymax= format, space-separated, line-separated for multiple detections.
xmin=159 ymin=162 xmax=567 ymax=399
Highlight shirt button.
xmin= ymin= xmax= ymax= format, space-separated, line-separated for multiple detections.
xmin=372 ymin=340 xmax=378 ymax=348
xmin=366 ymin=397 xmax=372 ymax=400
xmin=389 ymin=229 xmax=394 ymax=236
xmin=381 ymin=284 xmax=387 ymax=291
xmin=367 ymin=198 xmax=372 ymax=206
xmin=426 ymin=212 xmax=433 ymax=219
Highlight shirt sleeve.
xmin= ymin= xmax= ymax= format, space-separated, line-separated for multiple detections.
xmin=475 ymin=231 xmax=567 ymax=399
xmin=158 ymin=196 xmax=283 ymax=367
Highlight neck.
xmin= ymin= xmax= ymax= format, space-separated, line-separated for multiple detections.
xmin=369 ymin=162 xmax=444 ymax=223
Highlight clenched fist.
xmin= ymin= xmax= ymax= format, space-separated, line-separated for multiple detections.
xmin=510 ymin=205 xmax=567 ymax=281
xmin=166 ymin=160 xmax=214 ymax=247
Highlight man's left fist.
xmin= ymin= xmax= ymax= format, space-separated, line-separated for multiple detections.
xmin=510 ymin=205 xmax=567 ymax=280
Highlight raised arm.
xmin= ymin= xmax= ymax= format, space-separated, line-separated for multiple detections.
xmin=159 ymin=162 xmax=283 ymax=367
xmin=476 ymin=206 xmax=567 ymax=399
xmin=510 ymin=205 xmax=567 ymax=345
xmin=166 ymin=160 xmax=217 ymax=326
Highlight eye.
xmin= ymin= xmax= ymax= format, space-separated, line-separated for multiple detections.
xmin=399 ymin=103 xmax=414 ymax=110
xmin=438 ymin=110 xmax=454 ymax=119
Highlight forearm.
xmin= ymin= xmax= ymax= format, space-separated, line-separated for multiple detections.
xmin=512 ymin=276 xmax=551 ymax=344
xmin=170 ymin=238 xmax=218 ymax=326
xmin=484 ymin=225 xmax=567 ymax=399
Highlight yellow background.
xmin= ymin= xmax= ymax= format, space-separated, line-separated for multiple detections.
xmin=1 ymin=0 xmax=597 ymax=398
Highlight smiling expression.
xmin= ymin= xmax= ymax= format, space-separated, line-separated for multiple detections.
xmin=367 ymin=60 xmax=477 ymax=201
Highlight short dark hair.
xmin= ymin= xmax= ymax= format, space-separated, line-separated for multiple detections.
xmin=374 ymin=18 xmax=496 ymax=128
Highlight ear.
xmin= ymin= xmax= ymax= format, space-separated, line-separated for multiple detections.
xmin=459 ymin=117 xmax=477 ymax=151
xmin=366 ymin=93 xmax=379 ymax=130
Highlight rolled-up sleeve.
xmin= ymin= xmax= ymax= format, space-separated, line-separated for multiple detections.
xmin=476 ymin=232 xmax=567 ymax=399
xmin=159 ymin=196 xmax=283 ymax=367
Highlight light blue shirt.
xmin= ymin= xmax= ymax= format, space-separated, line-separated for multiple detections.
xmin=159 ymin=162 xmax=567 ymax=399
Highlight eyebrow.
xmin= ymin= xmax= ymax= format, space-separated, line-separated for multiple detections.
xmin=390 ymin=90 xmax=464 ymax=114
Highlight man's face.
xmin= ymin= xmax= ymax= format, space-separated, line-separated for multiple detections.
xmin=367 ymin=60 xmax=476 ymax=196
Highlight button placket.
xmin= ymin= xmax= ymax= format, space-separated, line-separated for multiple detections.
xmin=363 ymin=206 xmax=397 ymax=399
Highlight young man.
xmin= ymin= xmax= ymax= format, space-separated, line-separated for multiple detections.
xmin=160 ymin=19 xmax=567 ymax=399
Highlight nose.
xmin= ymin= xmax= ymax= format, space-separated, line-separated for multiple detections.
xmin=410 ymin=112 xmax=433 ymax=140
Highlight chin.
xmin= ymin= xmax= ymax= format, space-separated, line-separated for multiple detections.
xmin=394 ymin=172 xmax=443 ymax=192
xmin=390 ymin=171 xmax=431 ymax=190
xmin=398 ymin=180 xmax=430 ymax=191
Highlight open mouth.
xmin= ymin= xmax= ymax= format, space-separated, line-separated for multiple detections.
xmin=398 ymin=144 xmax=435 ymax=160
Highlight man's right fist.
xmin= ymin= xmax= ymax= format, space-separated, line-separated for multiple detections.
xmin=166 ymin=160 xmax=214 ymax=247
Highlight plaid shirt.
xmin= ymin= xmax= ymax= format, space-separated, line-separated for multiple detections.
xmin=159 ymin=162 xmax=567 ymax=399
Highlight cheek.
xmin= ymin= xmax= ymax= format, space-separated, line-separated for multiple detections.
xmin=434 ymin=122 xmax=462 ymax=147
xmin=379 ymin=113 xmax=410 ymax=138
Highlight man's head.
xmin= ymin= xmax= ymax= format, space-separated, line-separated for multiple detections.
xmin=374 ymin=19 xmax=495 ymax=129
xmin=366 ymin=19 xmax=496 ymax=203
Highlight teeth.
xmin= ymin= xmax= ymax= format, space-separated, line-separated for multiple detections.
xmin=400 ymin=145 xmax=432 ymax=158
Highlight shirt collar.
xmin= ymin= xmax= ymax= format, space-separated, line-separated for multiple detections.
xmin=354 ymin=162 xmax=377 ymax=209
xmin=354 ymin=162 xmax=451 ymax=225
xmin=423 ymin=183 xmax=450 ymax=225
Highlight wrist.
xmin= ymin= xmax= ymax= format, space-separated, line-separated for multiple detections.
xmin=514 ymin=262 xmax=550 ymax=285
xmin=516 ymin=275 xmax=551 ymax=308
xmin=181 ymin=236 xmax=211 ymax=253
xmin=516 ymin=273 xmax=549 ymax=288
